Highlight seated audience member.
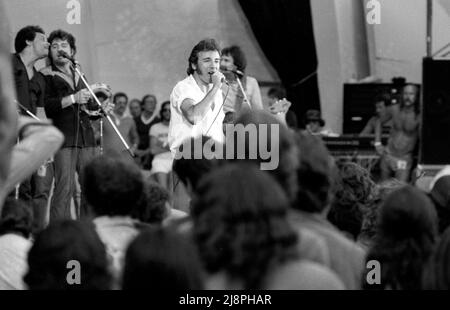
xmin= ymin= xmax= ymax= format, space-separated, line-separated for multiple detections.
xmin=0 ymin=199 xmax=33 ymax=289
xmin=122 ymin=226 xmax=203 ymax=290
xmin=328 ymin=162 xmax=377 ymax=241
xmin=83 ymin=155 xmax=145 ymax=281
xmin=360 ymin=93 xmax=392 ymax=136
xmin=363 ymin=186 xmax=438 ymax=290
xmin=128 ymin=98 xmax=142 ymax=118
xmin=267 ymin=86 xmax=298 ymax=129
xmin=292 ymin=132 xmax=366 ymax=289
xmin=192 ymin=163 xmax=344 ymax=290
xmin=422 ymin=227 xmax=450 ymax=290
xmin=133 ymin=180 xmax=187 ymax=226
xmin=24 ymin=220 xmax=112 ymax=290
xmin=134 ymin=94 xmax=160 ymax=169
xmin=358 ymin=178 xmax=406 ymax=249
xmin=103 ymin=92 xmax=139 ymax=164
xmin=149 ymin=101 xmax=172 ymax=190
xmin=304 ymin=109 xmax=337 ymax=137
xmin=428 ymin=167 xmax=450 ymax=234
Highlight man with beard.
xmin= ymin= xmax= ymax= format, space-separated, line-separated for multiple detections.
xmin=41 ymin=29 xmax=96 ymax=220
xmin=376 ymin=84 xmax=420 ymax=182
xmin=168 ymin=38 xmax=226 ymax=154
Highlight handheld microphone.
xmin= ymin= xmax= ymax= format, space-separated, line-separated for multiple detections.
xmin=208 ymin=71 xmax=229 ymax=85
xmin=58 ymin=51 xmax=77 ymax=64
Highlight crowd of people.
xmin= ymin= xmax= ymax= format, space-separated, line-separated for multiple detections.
xmin=1 ymin=16 xmax=449 ymax=291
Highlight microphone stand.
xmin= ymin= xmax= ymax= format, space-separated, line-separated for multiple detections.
xmin=234 ymin=73 xmax=251 ymax=109
xmin=68 ymin=58 xmax=135 ymax=158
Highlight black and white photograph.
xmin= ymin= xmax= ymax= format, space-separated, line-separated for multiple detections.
xmin=0 ymin=0 xmax=450 ymax=297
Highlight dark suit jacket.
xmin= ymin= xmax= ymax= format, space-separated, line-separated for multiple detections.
xmin=42 ymin=64 xmax=96 ymax=148
xmin=12 ymin=53 xmax=46 ymax=115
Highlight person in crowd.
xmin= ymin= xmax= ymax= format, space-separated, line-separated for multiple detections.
xmin=24 ymin=220 xmax=112 ymax=290
xmin=422 ymin=227 xmax=450 ymax=290
xmin=220 ymin=45 xmax=263 ymax=124
xmin=134 ymin=94 xmax=160 ymax=169
xmin=363 ymin=185 xmax=438 ymax=290
xmin=0 ymin=198 xmax=33 ymax=289
xmin=376 ymin=84 xmax=420 ymax=182
xmin=267 ymin=86 xmax=298 ymax=129
xmin=428 ymin=166 xmax=450 ymax=234
xmin=133 ymin=180 xmax=187 ymax=226
xmin=168 ymin=39 xmax=226 ymax=155
xmin=128 ymin=98 xmax=142 ymax=119
xmin=82 ymin=155 xmax=145 ymax=284
xmin=191 ymin=163 xmax=344 ymax=289
xmin=328 ymin=161 xmax=377 ymax=241
xmin=149 ymin=101 xmax=172 ymax=190
xmin=360 ymin=93 xmax=393 ymax=136
xmin=42 ymin=29 xmax=97 ymax=220
xmin=358 ymin=178 xmax=405 ymax=249
xmin=304 ymin=109 xmax=336 ymax=137
xmin=291 ymin=131 xmax=366 ymax=289
xmin=103 ymin=92 xmax=139 ymax=164
xmin=122 ymin=226 xmax=203 ymax=290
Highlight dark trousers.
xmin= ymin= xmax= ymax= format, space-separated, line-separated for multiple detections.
xmin=50 ymin=146 xmax=97 ymax=221
xmin=16 ymin=162 xmax=53 ymax=233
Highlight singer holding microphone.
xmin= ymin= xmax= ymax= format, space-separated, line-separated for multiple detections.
xmin=168 ymin=38 xmax=226 ymax=155
xmin=41 ymin=29 xmax=96 ymax=221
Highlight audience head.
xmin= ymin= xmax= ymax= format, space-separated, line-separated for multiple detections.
xmin=422 ymin=227 xmax=450 ymax=290
xmin=122 ymin=226 xmax=203 ymax=290
xmin=128 ymin=98 xmax=142 ymax=118
xmin=0 ymin=198 xmax=33 ymax=239
xmin=294 ymin=131 xmax=335 ymax=214
xmin=172 ymin=135 xmax=223 ymax=196
xmin=141 ymin=94 xmax=157 ymax=114
xmin=401 ymin=83 xmax=419 ymax=112
xmin=83 ymin=155 xmax=144 ymax=217
xmin=24 ymin=220 xmax=112 ymax=290
xmin=187 ymin=38 xmax=221 ymax=76
xmin=231 ymin=109 xmax=299 ymax=203
xmin=134 ymin=180 xmax=170 ymax=225
xmin=429 ymin=173 xmax=450 ymax=234
xmin=159 ymin=100 xmax=171 ymax=122
xmin=191 ymin=163 xmax=298 ymax=289
xmin=113 ymin=92 xmax=128 ymax=116
xmin=365 ymin=185 xmax=438 ymax=290
xmin=359 ymin=178 xmax=406 ymax=248
xmin=328 ymin=162 xmax=376 ymax=240
xmin=373 ymin=93 xmax=390 ymax=117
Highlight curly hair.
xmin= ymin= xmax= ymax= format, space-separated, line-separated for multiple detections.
xmin=24 ymin=220 xmax=112 ymax=290
xmin=363 ymin=185 xmax=438 ymax=290
xmin=191 ymin=163 xmax=298 ymax=289
xmin=133 ymin=180 xmax=170 ymax=224
xmin=359 ymin=179 xmax=406 ymax=247
xmin=328 ymin=162 xmax=377 ymax=240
